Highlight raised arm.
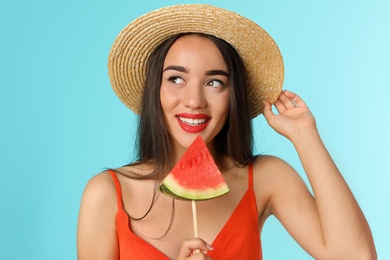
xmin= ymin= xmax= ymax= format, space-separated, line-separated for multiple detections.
xmin=262 ymin=90 xmax=376 ymax=259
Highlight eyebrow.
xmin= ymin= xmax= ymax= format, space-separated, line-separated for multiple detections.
xmin=163 ymin=65 xmax=187 ymax=73
xmin=206 ymin=70 xmax=229 ymax=78
xmin=163 ymin=65 xmax=229 ymax=78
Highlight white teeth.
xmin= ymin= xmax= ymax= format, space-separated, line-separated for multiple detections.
xmin=179 ymin=117 xmax=208 ymax=126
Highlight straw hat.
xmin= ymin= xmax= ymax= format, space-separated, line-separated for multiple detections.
xmin=108 ymin=4 xmax=284 ymax=118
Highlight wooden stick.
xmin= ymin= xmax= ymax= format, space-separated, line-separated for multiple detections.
xmin=191 ymin=200 xmax=200 ymax=253
xmin=192 ymin=200 xmax=199 ymax=237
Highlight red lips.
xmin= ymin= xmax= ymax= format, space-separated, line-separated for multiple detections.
xmin=176 ymin=113 xmax=211 ymax=133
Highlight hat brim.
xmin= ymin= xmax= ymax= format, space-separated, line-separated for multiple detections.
xmin=108 ymin=4 xmax=284 ymax=118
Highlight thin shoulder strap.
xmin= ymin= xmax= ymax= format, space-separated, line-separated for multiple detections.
xmin=248 ymin=164 xmax=254 ymax=190
xmin=109 ymin=170 xmax=123 ymax=210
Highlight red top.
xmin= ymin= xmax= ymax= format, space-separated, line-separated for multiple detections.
xmin=109 ymin=164 xmax=262 ymax=259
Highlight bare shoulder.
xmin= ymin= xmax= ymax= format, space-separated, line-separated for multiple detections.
xmin=253 ymin=155 xmax=300 ymax=182
xmin=252 ymin=155 xmax=299 ymax=183
xmin=253 ymin=154 xmax=288 ymax=169
xmin=78 ymin=170 xmax=118 ymax=226
xmin=80 ymin=171 xmax=117 ymax=209
xmin=80 ymin=164 xmax=151 ymax=205
xmin=77 ymin=171 xmax=119 ymax=259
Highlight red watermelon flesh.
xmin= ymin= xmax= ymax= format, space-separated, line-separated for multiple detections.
xmin=159 ymin=136 xmax=230 ymax=200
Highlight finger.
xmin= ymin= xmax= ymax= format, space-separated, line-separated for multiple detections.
xmin=278 ymin=90 xmax=297 ymax=109
xmin=283 ymin=90 xmax=308 ymax=108
xmin=178 ymin=238 xmax=213 ymax=257
xmin=189 ymin=253 xmax=213 ymax=260
xmin=273 ymin=96 xmax=288 ymax=114
xmin=262 ymin=100 xmax=275 ymax=122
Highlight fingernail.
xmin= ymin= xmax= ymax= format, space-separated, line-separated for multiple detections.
xmin=206 ymin=244 xmax=214 ymax=250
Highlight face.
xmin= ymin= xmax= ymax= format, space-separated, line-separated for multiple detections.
xmin=160 ymin=35 xmax=230 ymax=154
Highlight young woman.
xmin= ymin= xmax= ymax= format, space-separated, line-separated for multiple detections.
xmin=77 ymin=4 xmax=376 ymax=260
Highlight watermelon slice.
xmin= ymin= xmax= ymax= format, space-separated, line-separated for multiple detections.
xmin=159 ymin=136 xmax=230 ymax=200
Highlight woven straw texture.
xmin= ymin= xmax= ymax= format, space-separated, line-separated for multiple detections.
xmin=108 ymin=4 xmax=284 ymax=117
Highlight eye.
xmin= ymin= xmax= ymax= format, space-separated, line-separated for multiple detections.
xmin=168 ymin=76 xmax=185 ymax=84
xmin=207 ymin=80 xmax=225 ymax=88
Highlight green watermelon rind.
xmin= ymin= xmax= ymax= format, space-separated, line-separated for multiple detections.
xmin=159 ymin=174 xmax=230 ymax=201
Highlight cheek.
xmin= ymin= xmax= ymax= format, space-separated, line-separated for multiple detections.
xmin=160 ymin=86 xmax=175 ymax=112
xmin=209 ymin=91 xmax=230 ymax=128
xmin=217 ymin=91 xmax=231 ymax=115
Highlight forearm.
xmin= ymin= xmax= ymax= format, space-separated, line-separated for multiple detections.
xmin=292 ymin=128 xmax=376 ymax=258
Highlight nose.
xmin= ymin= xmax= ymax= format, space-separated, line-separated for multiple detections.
xmin=182 ymin=83 xmax=207 ymax=109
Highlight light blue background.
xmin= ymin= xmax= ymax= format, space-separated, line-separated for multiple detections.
xmin=1 ymin=0 xmax=389 ymax=259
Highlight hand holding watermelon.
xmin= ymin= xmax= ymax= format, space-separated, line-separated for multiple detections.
xmin=176 ymin=237 xmax=214 ymax=259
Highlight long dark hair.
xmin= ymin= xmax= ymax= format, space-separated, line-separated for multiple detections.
xmin=129 ymin=33 xmax=255 ymax=180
